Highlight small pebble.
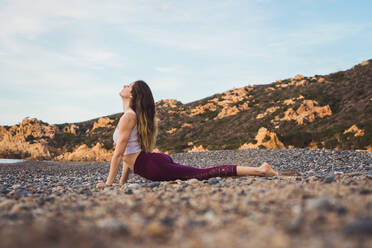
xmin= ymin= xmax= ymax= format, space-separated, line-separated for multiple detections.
xmin=323 ymin=176 xmax=334 ymax=183
xmin=97 ymin=219 xmax=128 ymax=233
xmin=127 ymin=183 xmax=141 ymax=189
xmin=306 ymin=196 xmax=333 ymax=211
xmin=147 ymin=182 xmax=161 ymax=188
xmin=207 ymin=178 xmax=220 ymax=185
xmin=344 ymin=216 xmax=372 ymax=236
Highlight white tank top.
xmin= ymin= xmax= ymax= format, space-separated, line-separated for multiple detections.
xmin=113 ymin=109 xmax=142 ymax=155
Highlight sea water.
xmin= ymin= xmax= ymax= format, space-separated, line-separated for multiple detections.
xmin=0 ymin=158 xmax=24 ymax=163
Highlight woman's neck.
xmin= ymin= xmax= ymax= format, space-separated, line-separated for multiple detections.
xmin=122 ymin=99 xmax=131 ymax=113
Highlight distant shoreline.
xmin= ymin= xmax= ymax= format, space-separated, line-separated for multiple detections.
xmin=0 ymin=158 xmax=25 ymax=164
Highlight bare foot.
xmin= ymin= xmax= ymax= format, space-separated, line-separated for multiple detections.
xmin=259 ymin=162 xmax=279 ymax=177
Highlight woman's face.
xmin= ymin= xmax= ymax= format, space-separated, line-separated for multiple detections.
xmin=120 ymin=82 xmax=135 ymax=99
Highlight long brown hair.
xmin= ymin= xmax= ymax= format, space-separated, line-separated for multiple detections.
xmin=130 ymin=80 xmax=158 ymax=153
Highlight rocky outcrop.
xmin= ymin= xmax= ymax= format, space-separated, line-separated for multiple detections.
xmin=256 ymin=106 xmax=280 ymax=119
xmin=307 ymin=141 xmax=318 ymax=149
xmin=360 ymin=60 xmax=369 ymax=66
xmin=62 ymin=124 xmax=79 ymax=135
xmin=215 ymin=105 xmax=240 ymax=119
xmin=189 ymin=103 xmax=217 ymax=116
xmin=205 ymin=86 xmax=253 ymax=120
xmin=0 ymin=117 xmax=116 ymax=161
xmin=283 ymin=99 xmax=295 ymax=105
xmin=92 ymin=117 xmax=114 ymax=131
xmin=0 ymin=118 xmax=59 ymax=160
xmin=317 ymin=77 xmax=326 ymax=83
xmin=182 ymin=123 xmax=192 ymax=128
xmin=279 ymin=100 xmax=332 ymax=125
xmin=186 ymin=145 xmax=209 ymax=153
xmin=344 ymin=125 xmax=365 ymax=137
xmin=152 ymin=147 xmax=169 ymax=154
xmin=239 ymin=127 xmax=285 ymax=149
xmin=166 ymin=128 xmax=177 ymax=134
xmin=282 ymin=95 xmax=304 ymax=105
xmin=157 ymin=99 xmax=182 ymax=109
xmin=55 ymin=143 xmax=113 ymax=162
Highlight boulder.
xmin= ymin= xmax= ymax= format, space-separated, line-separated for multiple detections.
xmin=239 ymin=127 xmax=285 ymax=149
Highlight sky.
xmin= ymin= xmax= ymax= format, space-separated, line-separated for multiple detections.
xmin=0 ymin=0 xmax=371 ymax=126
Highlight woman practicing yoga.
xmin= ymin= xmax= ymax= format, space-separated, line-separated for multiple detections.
xmin=96 ymin=80 xmax=278 ymax=188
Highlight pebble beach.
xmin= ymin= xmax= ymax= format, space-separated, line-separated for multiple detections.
xmin=0 ymin=148 xmax=371 ymax=248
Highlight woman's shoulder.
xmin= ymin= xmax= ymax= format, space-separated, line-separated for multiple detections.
xmin=120 ymin=109 xmax=136 ymax=118
xmin=126 ymin=109 xmax=136 ymax=115
xmin=118 ymin=111 xmax=137 ymax=129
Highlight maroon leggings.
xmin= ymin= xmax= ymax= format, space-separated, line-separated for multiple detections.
xmin=133 ymin=151 xmax=237 ymax=181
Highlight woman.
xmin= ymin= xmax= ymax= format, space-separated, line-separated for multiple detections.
xmin=96 ymin=80 xmax=278 ymax=188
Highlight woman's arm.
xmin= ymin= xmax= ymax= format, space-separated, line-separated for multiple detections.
xmin=119 ymin=162 xmax=130 ymax=184
xmin=105 ymin=113 xmax=137 ymax=185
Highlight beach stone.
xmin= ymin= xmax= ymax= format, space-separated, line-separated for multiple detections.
xmin=0 ymin=199 xmax=16 ymax=210
xmin=286 ymin=216 xmax=305 ymax=233
xmin=160 ymin=216 xmax=176 ymax=227
xmin=186 ymin=178 xmax=199 ymax=184
xmin=33 ymin=208 xmax=47 ymax=215
xmin=10 ymin=203 xmax=29 ymax=213
xmin=208 ymin=178 xmax=220 ymax=185
xmin=124 ymin=189 xmax=133 ymax=194
xmin=147 ymin=182 xmax=161 ymax=188
xmin=323 ymin=176 xmax=334 ymax=183
xmin=146 ymin=221 xmax=167 ymax=238
xmin=305 ymin=196 xmax=333 ymax=211
xmin=344 ymin=216 xmax=372 ymax=236
xmin=127 ymin=183 xmax=141 ymax=189
xmin=333 ymin=203 xmax=348 ymax=215
xmin=291 ymin=205 xmax=302 ymax=215
xmin=187 ymin=219 xmax=207 ymax=228
xmin=203 ymin=211 xmax=215 ymax=221
xmin=176 ymin=186 xmax=185 ymax=192
xmin=11 ymin=184 xmax=22 ymax=189
xmin=359 ymin=188 xmax=371 ymax=195
xmin=97 ymin=218 xmax=129 ymax=234
xmin=238 ymin=190 xmax=246 ymax=196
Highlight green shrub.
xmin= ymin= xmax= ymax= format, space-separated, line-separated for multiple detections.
xmin=324 ymin=137 xmax=338 ymax=149
xmin=328 ymin=71 xmax=345 ymax=82
xmin=282 ymin=130 xmax=312 ymax=147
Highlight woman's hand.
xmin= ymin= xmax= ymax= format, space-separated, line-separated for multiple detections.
xmin=96 ymin=182 xmax=110 ymax=188
xmin=96 ymin=182 xmax=123 ymax=188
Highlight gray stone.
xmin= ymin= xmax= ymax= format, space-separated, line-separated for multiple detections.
xmin=344 ymin=216 xmax=372 ymax=236
xmin=127 ymin=183 xmax=141 ymax=189
xmin=125 ymin=189 xmax=133 ymax=194
xmin=97 ymin=218 xmax=129 ymax=233
xmin=238 ymin=190 xmax=246 ymax=196
xmin=208 ymin=178 xmax=220 ymax=185
xmin=147 ymin=182 xmax=161 ymax=188
xmin=186 ymin=178 xmax=199 ymax=184
xmin=323 ymin=176 xmax=334 ymax=183
xmin=305 ymin=196 xmax=333 ymax=211
xmin=286 ymin=216 xmax=305 ymax=234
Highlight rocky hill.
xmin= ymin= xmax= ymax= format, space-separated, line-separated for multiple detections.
xmin=0 ymin=59 xmax=371 ymax=161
